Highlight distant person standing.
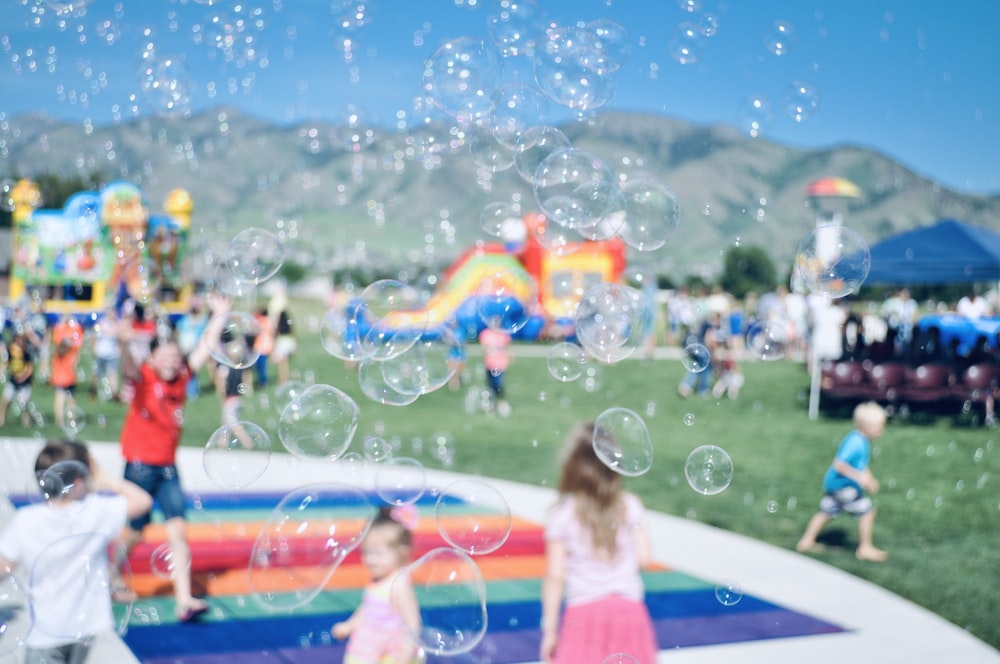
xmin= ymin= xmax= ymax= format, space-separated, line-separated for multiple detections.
xmin=478 ymin=327 xmax=512 ymax=417
xmin=0 ymin=331 xmax=35 ymax=427
xmin=50 ymin=315 xmax=84 ymax=430
xmin=957 ymin=290 xmax=990 ymax=319
xmin=268 ymin=295 xmax=296 ymax=386
xmin=92 ymin=306 xmax=122 ymax=401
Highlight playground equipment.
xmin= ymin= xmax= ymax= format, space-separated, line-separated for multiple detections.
xmin=7 ymin=179 xmax=194 ymax=317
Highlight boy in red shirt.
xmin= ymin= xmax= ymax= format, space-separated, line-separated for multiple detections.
xmin=119 ymin=292 xmax=229 ymax=622
xmin=50 ymin=315 xmax=84 ymax=430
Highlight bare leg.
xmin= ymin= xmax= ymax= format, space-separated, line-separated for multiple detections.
xmin=164 ymin=517 xmax=208 ymax=618
xmin=53 ymin=388 xmax=66 ymax=427
xmin=796 ymin=512 xmax=831 ymax=552
xmin=855 ymin=509 xmax=888 ymax=561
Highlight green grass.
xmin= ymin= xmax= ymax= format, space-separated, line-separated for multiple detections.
xmin=5 ymin=298 xmax=1000 ymax=650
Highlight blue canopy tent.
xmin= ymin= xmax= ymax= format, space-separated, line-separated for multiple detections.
xmin=864 ymin=219 xmax=1000 ymax=285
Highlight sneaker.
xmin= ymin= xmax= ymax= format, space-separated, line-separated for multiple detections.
xmin=497 ymin=401 xmax=512 ymax=418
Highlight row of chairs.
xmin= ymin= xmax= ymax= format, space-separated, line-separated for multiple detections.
xmin=819 ymin=360 xmax=1000 ymax=415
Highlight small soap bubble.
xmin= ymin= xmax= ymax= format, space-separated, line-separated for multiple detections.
xmin=669 ymin=22 xmax=703 ymax=64
xmin=277 ymin=384 xmax=360 ymax=461
xmin=363 ymin=436 xmax=393 ymax=463
xmin=795 ymin=225 xmax=870 ymax=299
xmin=547 ymin=342 xmax=586 ymax=382
xmin=203 ymin=421 xmax=271 ymax=490
xmin=746 ymin=321 xmax=790 ymax=360
xmin=783 ymin=80 xmax=821 ymax=122
xmin=423 ymin=36 xmax=501 ymax=123
xmin=514 ymin=125 xmax=572 ymax=184
xmin=715 ymin=579 xmax=743 ymax=605
xmin=764 ymin=20 xmax=796 ymax=56
xmin=619 ymin=179 xmax=680 ymax=252
xmin=435 ymin=479 xmax=512 ymax=555
xmin=685 ymin=445 xmax=734 ymax=495
xmin=374 ymin=457 xmax=426 ymax=505
xmin=593 ymin=407 xmax=654 ymax=477
xmin=208 ymin=311 xmax=262 ymax=369
xmin=682 ymin=343 xmax=711 ymax=372
xmin=683 ymin=412 xmax=695 ymax=426
xmin=60 ymin=404 xmax=87 ymax=439
xmin=150 ymin=542 xmax=187 ymax=580
xmin=391 ymin=548 xmax=488 ymax=655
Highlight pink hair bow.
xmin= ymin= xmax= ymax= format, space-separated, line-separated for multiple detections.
xmin=390 ymin=503 xmax=420 ymax=531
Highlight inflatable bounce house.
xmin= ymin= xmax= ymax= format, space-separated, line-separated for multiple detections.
xmin=369 ymin=210 xmax=627 ymax=341
xmin=7 ymin=179 xmax=194 ymax=317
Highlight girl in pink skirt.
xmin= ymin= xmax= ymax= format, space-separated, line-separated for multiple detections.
xmin=540 ymin=422 xmax=659 ymax=663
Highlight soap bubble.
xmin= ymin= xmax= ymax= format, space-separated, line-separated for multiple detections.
xmin=203 ymin=421 xmax=271 ymax=490
xmin=619 ymin=179 xmax=680 ymax=252
xmin=277 ymin=384 xmax=360 ymax=461
xmin=208 ymin=311 xmax=262 ymax=369
xmin=273 ymin=380 xmax=308 ymax=413
xmin=468 ymin=124 xmax=515 ymax=172
xmin=740 ymin=94 xmax=773 ymax=139
xmin=669 ymin=22 xmax=703 ymax=64
xmin=379 ymin=330 xmax=462 ymax=396
xmin=783 ymin=80 xmax=821 ymax=122
xmin=593 ymin=407 xmax=654 ymax=477
xmin=319 ymin=303 xmax=366 ymax=362
xmin=423 ymin=36 xmax=501 ymax=123
xmin=575 ymin=283 xmax=649 ymax=363
xmin=123 ymin=256 xmax=162 ymax=305
xmin=435 ymin=479 xmax=512 ymax=555
xmin=746 ymin=320 xmax=790 ymax=360
xmin=682 ymin=343 xmax=711 ymax=372
xmin=60 ymin=404 xmax=87 ymax=439
xmin=226 ymin=227 xmax=285 ymax=284
xmin=514 ymin=125 xmax=571 ymax=183
xmin=38 ymin=459 xmax=92 ymax=505
xmin=149 ymin=542 xmax=188 ymax=580
xmin=794 ymin=225 xmax=870 ymax=299
xmin=715 ymin=579 xmax=744 ymax=605
xmin=475 ymin=268 xmax=538 ymax=334
xmin=542 ymin=271 xmax=585 ymax=320
xmin=533 ymin=215 xmax=578 ymax=257
xmin=391 ymin=548 xmax=487 ymax=655
xmin=356 ymin=280 xmax=428 ymax=361
xmin=363 ymin=436 xmax=393 ymax=463
xmin=585 ymin=19 xmax=631 ymax=74
xmin=358 ymin=360 xmax=421 ymax=406
xmin=533 ymin=148 xmax=617 ymax=230
xmin=764 ymin=20 xmax=796 ymax=56
xmin=480 ymin=201 xmax=521 ymax=238
xmin=533 ymin=24 xmax=616 ymax=111
xmin=685 ymin=445 xmax=734 ymax=495
xmin=249 ymin=484 xmax=375 ymax=612
xmin=547 ymin=342 xmax=587 ymax=382
xmin=490 ymin=82 xmax=550 ymax=149
xmin=138 ymin=53 xmax=193 ymax=117
xmin=30 ymin=533 xmax=134 ymax=641
xmin=486 ymin=0 xmax=544 ymax=57
xmin=374 ymin=457 xmax=426 ymax=506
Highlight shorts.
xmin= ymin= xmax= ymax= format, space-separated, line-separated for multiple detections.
xmin=124 ymin=462 xmax=187 ymax=530
xmin=96 ymin=356 xmax=119 ymax=377
xmin=2 ymin=382 xmax=31 ymax=404
xmin=819 ymin=485 xmax=874 ymax=517
xmin=54 ymin=383 xmax=77 ymax=395
xmin=272 ymin=336 xmax=297 ymax=362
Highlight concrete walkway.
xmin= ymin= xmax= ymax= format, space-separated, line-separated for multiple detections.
xmin=2 ymin=437 xmax=998 ymax=664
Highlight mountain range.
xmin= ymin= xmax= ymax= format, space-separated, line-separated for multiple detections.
xmin=3 ymin=107 xmax=999 ymax=279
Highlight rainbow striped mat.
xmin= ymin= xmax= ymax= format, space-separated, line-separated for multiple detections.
xmin=66 ymin=489 xmax=846 ymax=663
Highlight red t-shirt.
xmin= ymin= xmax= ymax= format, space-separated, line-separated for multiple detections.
xmin=120 ymin=362 xmax=190 ymax=466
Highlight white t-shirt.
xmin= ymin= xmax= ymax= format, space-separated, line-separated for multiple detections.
xmin=0 ymin=492 xmax=127 ymax=648
xmin=545 ymin=492 xmax=645 ymax=606
xmin=957 ymin=296 xmax=989 ymax=319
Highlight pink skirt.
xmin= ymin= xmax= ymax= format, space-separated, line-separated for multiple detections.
xmin=553 ymin=595 xmax=658 ymax=664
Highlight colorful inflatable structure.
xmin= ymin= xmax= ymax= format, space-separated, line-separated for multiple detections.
xmin=7 ymin=179 xmax=194 ymax=316
xmin=402 ymin=211 xmax=627 ymax=340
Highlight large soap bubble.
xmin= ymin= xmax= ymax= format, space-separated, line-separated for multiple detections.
xmin=379 ymin=329 xmax=462 ymax=396
xmin=391 ymin=547 xmax=488 ymax=656
xmin=486 ymin=0 xmax=545 ymax=57
xmin=374 ymin=457 xmax=427 ymax=506
xmin=547 ymin=341 xmax=587 ymax=382
xmin=226 ymin=227 xmax=285 ymax=284
xmin=356 ymin=280 xmax=428 ymax=361
xmin=435 ymin=479 xmax=513 ymax=555
xmin=575 ymin=283 xmax=650 ymax=364
xmin=123 ymin=256 xmax=162 ymax=305
xmin=475 ymin=268 xmax=538 ymax=334
xmin=794 ymin=224 xmax=870 ymax=299
xmin=208 ymin=311 xmax=262 ymax=369
xmin=619 ymin=179 xmax=680 ymax=252
xmin=533 ymin=148 xmax=617 ymax=229
xmin=319 ymin=302 xmax=366 ymax=362
xmin=358 ymin=360 xmax=421 ymax=406
xmin=277 ymin=384 xmax=360 ymax=460
xmin=745 ymin=320 xmax=790 ymax=361
xmin=593 ymin=407 xmax=654 ymax=477
xmin=249 ymin=484 xmax=375 ymax=612
xmin=490 ymin=82 xmax=550 ymax=149
xmin=685 ymin=445 xmax=734 ymax=495
xmin=203 ymin=421 xmax=272 ymax=490
xmin=423 ymin=36 xmax=501 ymax=123
xmin=533 ymin=24 xmax=616 ymax=111
xmin=514 ymin=125 xmax=571 ymax=183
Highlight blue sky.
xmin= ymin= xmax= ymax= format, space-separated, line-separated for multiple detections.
xmin=1 ymin=0 xmax=998 ymax=194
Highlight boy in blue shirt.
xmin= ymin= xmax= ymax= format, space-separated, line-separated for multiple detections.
xmin=796 ymin=401 xmax=889 ymax=562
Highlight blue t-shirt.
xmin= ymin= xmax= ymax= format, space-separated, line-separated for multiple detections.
xmin=823 ymin=429 xmax=870 ymax=493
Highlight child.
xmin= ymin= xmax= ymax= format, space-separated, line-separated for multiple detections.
xmin=0 ymin=440 xmax=151 ymax=663
xmin=0 ymin=332 xmax=34 ymax=427
xmin=331 ymin=505 xmax=423 ymax=664
xmin=540 ymin=422 xmax=658 ymax=663
xmin=51 ymin=315 xmax=84 ymax=429
xmin=796 ymin=401 xmax=889 ymax=562
xmin=711 ymin=341 xmax=744 ymax=400
xmin=478 ymin=327 xmax=512 ymax=417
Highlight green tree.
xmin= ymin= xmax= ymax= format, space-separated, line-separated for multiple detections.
xmin=720 ymin=245 xmax=777 ymax=299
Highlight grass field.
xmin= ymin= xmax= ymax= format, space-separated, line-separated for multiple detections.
xmin=3 ymin=298 xmax=999 ymax=651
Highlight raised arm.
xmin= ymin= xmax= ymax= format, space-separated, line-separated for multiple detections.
xmin=187 ymin=293 xmax=231 ymax=373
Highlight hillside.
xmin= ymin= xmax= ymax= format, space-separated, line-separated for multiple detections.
xmin=3 ymin=107 xmax=999 ymax=278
